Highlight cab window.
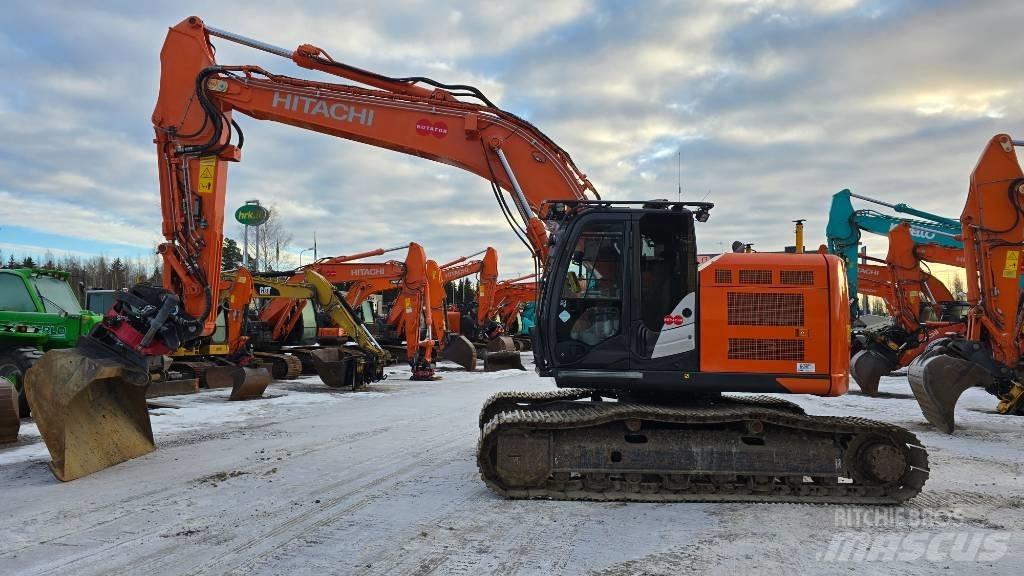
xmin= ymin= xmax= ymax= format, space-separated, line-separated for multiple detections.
xmin=0 ymin=274 xmax=36 ymax=312
xmin=556 ymin=221 xmax=623 ymax=347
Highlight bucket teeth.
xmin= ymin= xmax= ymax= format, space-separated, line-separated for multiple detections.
xmin=25 ymin=348 xmax=153 ymax=482
xmin=907 ymin=353 xmax=987 ymax=434
xmin=849 ymin=349 xmax=895 ymax=397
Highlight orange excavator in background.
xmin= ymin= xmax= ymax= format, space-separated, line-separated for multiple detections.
xmin=304 ymin=243 xmax=455 ymax=379
xmin=848 ymin=223 xmax=968 ymax=396
xmin=26 ymin=18 xmax=929 ymax=504
xmin=431 ymin=248 xmax=524 ymax=371
xmin=487 ymin=274 xmax=538 ymax=344
xmin=909 ymin=134 xmax=1024 ymax=433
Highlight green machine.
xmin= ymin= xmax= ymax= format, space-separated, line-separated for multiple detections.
xmin=0 ymin=269 xmax=102 ymax=416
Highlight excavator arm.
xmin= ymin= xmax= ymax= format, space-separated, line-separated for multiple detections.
xmin=908 ymin=134 xmax=1024 ymax=432
xmin=826 ymin=188 xmax=962 ymax=316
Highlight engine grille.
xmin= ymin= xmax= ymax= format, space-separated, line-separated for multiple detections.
xmin=780 ymin=270 xmax=815 ymax=286
xmin=728 ymin=338 xmax=805 ymax=361
xmin=715 ymin=269 xmax=732 ymax=284
xmin=727 ymin=293 xmax=805 ymax=326
xmin=739 ymin=270 xmax=773 ymax=284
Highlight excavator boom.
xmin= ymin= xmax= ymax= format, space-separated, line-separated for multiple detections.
xmin=908 ymin=134 xmax=1024 ymax=432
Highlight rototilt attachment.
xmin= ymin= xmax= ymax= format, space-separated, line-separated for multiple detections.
xmin=25 ymin=346 xmax=153 ymax=481
xmin=483 ymin=336 xmax=526 ymax=372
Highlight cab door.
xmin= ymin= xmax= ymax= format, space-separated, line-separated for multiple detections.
xmin=628 ymin=210 xmax=699 ymax=374
xmin=545 ymin=214 xmax=631 ymax=378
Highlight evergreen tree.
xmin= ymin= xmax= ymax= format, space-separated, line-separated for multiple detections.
xmin=21 ymin=256 xmax=36 ymax=268
xmin=222 ymin=237 xmax=244 ymax=270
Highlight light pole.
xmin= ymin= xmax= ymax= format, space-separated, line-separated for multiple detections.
xmin=299 ymin=247 xmax=315 ymax=266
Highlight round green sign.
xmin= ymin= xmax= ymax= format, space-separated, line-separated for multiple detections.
xmin=235 ymin=204 xmax=270 ymax=226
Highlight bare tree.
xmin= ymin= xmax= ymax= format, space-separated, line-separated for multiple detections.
xmin=237 ymin=205 xmax=293 ymax=272
xmin=950 ymin=273 xmax=966 ymax=300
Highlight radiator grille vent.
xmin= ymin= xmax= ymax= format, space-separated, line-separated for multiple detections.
xmin=739 ymin=269 xmax=772 ymax=284
xmin=728 ymin=338 xmax=805 ymax=361
xmin=780 ymin=270 xmax=815 ymax=286
xmin=727 ymin=293 xmax=805 ymax=326
xmin=715 ymin=269 xmax=732 ymax=284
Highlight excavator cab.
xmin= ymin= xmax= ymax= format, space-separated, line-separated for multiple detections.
xmin=537 ymin=203 xmax=700 ymax=390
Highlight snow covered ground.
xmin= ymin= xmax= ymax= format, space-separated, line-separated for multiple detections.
xmin=1 ymin=356 xmax=1021 ymax=575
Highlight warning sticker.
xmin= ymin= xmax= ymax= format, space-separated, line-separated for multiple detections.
xmin=796 ymin=362 xmax=816 ymax=373
xmin=197 ymin=156 xmax=217 ymax=195
xmin=1003 ymin=250 xmax=1020 ymax=279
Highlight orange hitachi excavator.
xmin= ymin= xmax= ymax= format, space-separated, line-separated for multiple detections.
xmin=848 ymin=223 xmax=968 ymax=396
xmin=25 ymin=17 xmax=929 ymax=503
xmin=431 ymin=248 xmax=524 ymax=371
xmin=909 ymin=134 xmax=1024 ymax=433
xmin=305 ymin=243 xmax=450 ymax=379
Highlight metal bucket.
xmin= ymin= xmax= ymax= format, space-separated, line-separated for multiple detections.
xmin=309 ymin=347 xmax=363 ymax=389
xmin=483 ymin=336 xmax=526 ymax=372
xmin=25 ymin=348 xmax=153 ymax=481
xmin=849 ymin=349 xmax=895 ymax=397
xmin=204 ymin=365 xmax=273 ymax=401
xmin=440 ymin=334 xmax=478 ymax=370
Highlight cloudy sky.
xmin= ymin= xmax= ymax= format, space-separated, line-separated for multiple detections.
xmin=0 ymin=0 xmax=1017 ymax=280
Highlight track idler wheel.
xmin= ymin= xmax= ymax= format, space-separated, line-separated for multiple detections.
xmin=850 ymin=349 xmax=896 ymax=397
xmin=0 ymin=379 xmax=19 ymax=444
xmin=483 ymin=336 xmax=526 ymax=372
xmin=25 ymin=348 xmax=153 ymax=481
xmin=204 ymin=366 xmax=272 ymax=401
xmin=440 ymin=334 xmax=477 ymax=371
xmin=908 ymin=352 xmax=986 ymax=434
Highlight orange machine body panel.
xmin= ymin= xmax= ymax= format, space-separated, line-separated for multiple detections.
xmin=698 ymin=252 xmax=849 ymax=396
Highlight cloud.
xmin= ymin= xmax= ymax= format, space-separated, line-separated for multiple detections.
xmin=1 ymin=0 xmax=1021 ymax=278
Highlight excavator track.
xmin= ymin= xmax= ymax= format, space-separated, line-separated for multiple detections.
xmin=478 ymin=392 xmax=928 ymax=504
xmin=253 ymin=352 xmax=303 ymax=380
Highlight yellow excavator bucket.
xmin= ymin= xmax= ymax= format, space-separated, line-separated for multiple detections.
xmin=0 ymin=379 xmax=19 ymax=444
xmin=25 ymin=348 xmax=153 ymax=482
